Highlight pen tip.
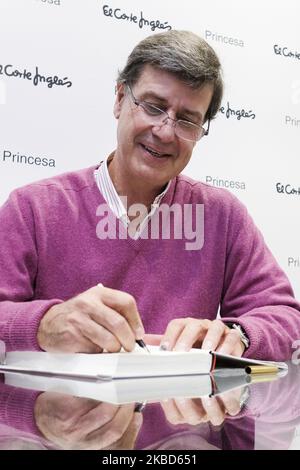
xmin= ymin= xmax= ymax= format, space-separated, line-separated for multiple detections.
xmin=136 ymin=339 xmax=151 ymax=354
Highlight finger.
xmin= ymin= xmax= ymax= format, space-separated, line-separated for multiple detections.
xmin=216 ymin=329 xmax=242 ymax=356
xmin=201 ymin=397 xmax=225 ymax=427
xmin=217 ymin=390 xmax=242 ymax=416
xmin=160 ymin=399 xmax=185 ymax=425
xmin=201 ymin=320 xmax=227 ymax=351
xmin=81 ymin=316 xmax=122 ymax=352
xmin=88 ymin=304 xmax=136 ymax=351
xmin=67 ymin=402 xmax=120 ymax=441
xmin=68 ymin=312 xmax=121 ymax=353
xmin=96 ymin=286 xmax=145 ymax=339
xmin=143 ymin=334 xmax=162 ymax=346
xmin=108 ymin=412 xmax=143 ymax=450
xmin=159 ymin=319 xmax=187 ymax=351
xmin=86 ymin=404 xmax=135 ymax=450
xmin=173 ymin=398 xmax=207 ymax=425
xmin=173 ymin=320 xmax=211 ymax=351
xmin=230 ymin=341 xmax=246 ymax=357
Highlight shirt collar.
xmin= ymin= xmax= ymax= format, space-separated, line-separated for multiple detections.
xmin=96 ymin=153 xmax=171 ymax=218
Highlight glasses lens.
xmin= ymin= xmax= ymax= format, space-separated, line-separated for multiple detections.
xmin=176 ymin=121 xmax=203 ymax=142
xmin=140 ymin=101 xmax=165 ymax=118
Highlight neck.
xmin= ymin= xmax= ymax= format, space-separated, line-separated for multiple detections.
xmin=108 ymin=154 xmax=166 ymax=212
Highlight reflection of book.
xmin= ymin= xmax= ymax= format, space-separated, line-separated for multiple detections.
xmin=0 ymin=346 xmax=287 ymax=380
xmin=3 ymin=368 xmax=285 ymax=405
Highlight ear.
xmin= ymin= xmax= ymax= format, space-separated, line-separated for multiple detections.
xmin=113 ymin=82 xmax=126 ymax=119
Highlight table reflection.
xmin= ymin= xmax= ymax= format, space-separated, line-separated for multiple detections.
xmin=0 ymin=364 xmax=300 ymax=450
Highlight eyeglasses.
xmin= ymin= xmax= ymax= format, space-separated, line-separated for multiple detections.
xmin=126 ymin=84 xmax=210 ymax=142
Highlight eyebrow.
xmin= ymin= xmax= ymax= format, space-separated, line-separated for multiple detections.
xmin=138 ymin=91 xmax=203 ymax=122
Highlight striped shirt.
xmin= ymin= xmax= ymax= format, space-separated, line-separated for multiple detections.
xmin=94 ymin=154 xmax=171 ymax=239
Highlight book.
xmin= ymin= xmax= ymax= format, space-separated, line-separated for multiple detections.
xmin=0 ymin=345 xmax=287 ymax=380
xmin=2 ymin=367 xmax=287 ymax=405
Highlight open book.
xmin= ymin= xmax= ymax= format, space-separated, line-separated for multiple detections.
xmin=0 ymin=345 xmax=287 ymax=380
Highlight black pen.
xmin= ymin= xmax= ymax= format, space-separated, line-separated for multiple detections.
xmin=136 ymin=339 xmax=151 ymax=354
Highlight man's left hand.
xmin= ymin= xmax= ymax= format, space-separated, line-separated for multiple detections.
xmin=144 ymin=319 xmax=245 ymax=356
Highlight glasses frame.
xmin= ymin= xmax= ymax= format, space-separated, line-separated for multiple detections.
xmin=126 ymin=83 xmax=210 ymax=142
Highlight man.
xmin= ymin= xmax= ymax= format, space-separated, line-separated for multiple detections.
xmin=0 ymin=31 xmax=299 ymax=359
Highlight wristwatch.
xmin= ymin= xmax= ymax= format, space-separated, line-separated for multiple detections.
xmin=229 ymin=323 xmax=250 ymax=350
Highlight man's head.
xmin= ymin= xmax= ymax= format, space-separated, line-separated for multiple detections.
xmin=111 ymin=31 xmax=223 ymax=195
xmin=117 ymin=30 xmax=223 ymax=123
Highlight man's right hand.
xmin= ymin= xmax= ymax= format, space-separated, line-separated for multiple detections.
xmin=37 ymin=285 xmax=144 ymax=353
xmin=34 ymin=392 xmax=142 ymax=450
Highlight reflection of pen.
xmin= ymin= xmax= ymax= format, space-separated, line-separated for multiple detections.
xmin=247 ymin=373 xmax=278 ymax=384
xmin=136 ymin=339 xmax=151 ymax=354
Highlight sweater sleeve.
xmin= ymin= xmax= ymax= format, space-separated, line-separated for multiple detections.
xmin=220 ymin=197 xmax=300 ymax=361
xmin=0 ymin=379 xmax=43 ymax=437
xmin=0 ymin=190 xmax=62 ymax=351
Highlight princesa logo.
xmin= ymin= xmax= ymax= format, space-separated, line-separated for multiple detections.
xmin=288 ymin=257 xmax=300 ymax=268
xmin=206 ymin=176 xmax=246 ymax=190
xmin=205 ymin=30 xmax=244 ymax=48
xmin=35 ymin=0 xmax=61 ymax=5
xmin=2 ymin=149 xmax=56 ymax=167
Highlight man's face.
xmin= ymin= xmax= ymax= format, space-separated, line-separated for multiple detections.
xmin=113 ymin=65 xmax=213 ymax=191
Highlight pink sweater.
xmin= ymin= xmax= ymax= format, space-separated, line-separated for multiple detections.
xmin=0 ymin=166 xmax=299 ymax=360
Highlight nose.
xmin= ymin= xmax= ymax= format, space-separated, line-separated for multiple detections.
xmin=151 ymin=117 xmax=177 ymax=143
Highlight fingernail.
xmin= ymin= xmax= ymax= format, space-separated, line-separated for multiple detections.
xmin=159 ymin=342 xmax=170 ymax=351
xmin=177 ymin=398 xmax=188 ymax=405
xmin=174 ymin=342 xmax=189 ymax=352
xmin=202 ymin=340 xmax=213 ymax=351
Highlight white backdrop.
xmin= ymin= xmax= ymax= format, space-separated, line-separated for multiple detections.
xmin=0 ymin=0 xmax=299 ymax=296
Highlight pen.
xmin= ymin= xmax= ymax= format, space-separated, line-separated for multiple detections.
xmin=136 ymin=339 xmax=151 ymax=354
xmin=245 ymin=365 xmax=279 ymax=374
xmin=134 ymin=401 xmax=147 ymax=412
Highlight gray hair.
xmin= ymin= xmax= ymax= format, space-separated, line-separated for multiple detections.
xmin=117 ymin=30 xmax=223 ymax=122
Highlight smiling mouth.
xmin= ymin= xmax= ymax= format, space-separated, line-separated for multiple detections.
xmin=140 ymin=144 xmax=171 ymax=159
